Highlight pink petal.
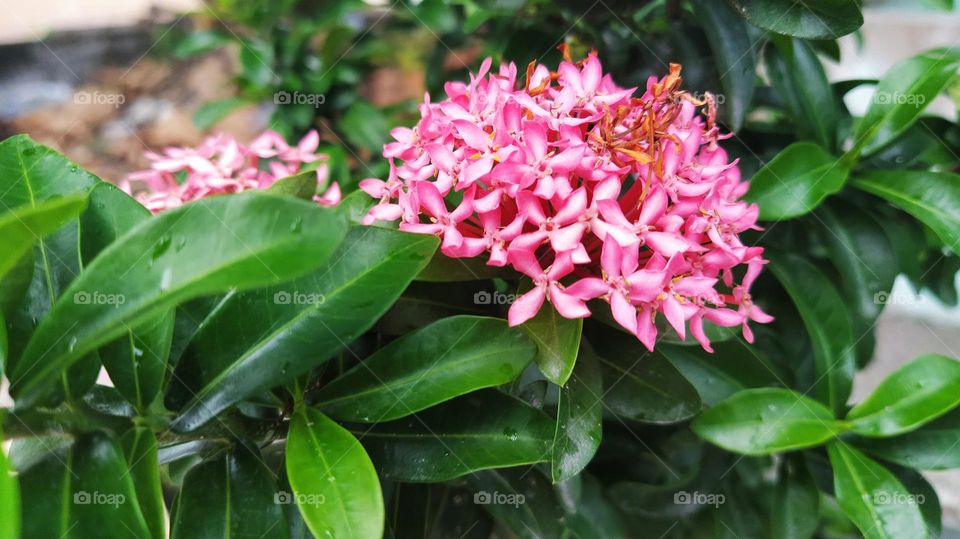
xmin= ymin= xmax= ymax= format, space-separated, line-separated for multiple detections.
xmin=509 ymin=286 xmax=547 ymax=326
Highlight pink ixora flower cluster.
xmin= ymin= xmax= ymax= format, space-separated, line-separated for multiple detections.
xmin=362 ymin=53 xmax=772 ymax=352
xmin=121 ymin=130 xmax=341 ymax=213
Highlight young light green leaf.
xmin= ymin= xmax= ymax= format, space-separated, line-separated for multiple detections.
xmin=552 ymin=345 xmax=603 ymax=483
xmin=120 ymin=428 xmax=165 ymax=539
xmin=745 ymin=142 xmax=849 ymax=220
xmin=847 ymin=354 xmax=960 ymax=437
xmin=725 ymin=0 xmax=863 ymax=39
xmin=353 ymin=390 xmax=554 ymax=482
xmin=0 ymin=195 xmax=88 ymax=281
xmin=855 ymin=48 xmax=960 ymax=155
xmin=170 ymin=443 xmax=288 ymax=539
xmin=827 ymin=442 xmax=928 ymax=539
xmin=768 ymin=250 xmax=856 ymax=415
xmin=0 ymin=423 xmax=18 ymax=539
xmin=169 ymin=227 xmax=436 ymax=432
xmin=0 ymin=134 xmax=99 ymax=215
xmin=267 ymin=170 xmax=318 ymax=200
xmin=286 ymin=407 xmax=384 ymax=539
xmin=11 ymin=192 xmax=347 ymax=407
xmin=692 ymin=0 xmax=756 ymax=130
xmin=854 ymin=170 xmax=960 ymax=253
xmin=521 ymin=301 xmax=582 ymax=386
xmin=317 ymin=315 xmax=535 ymax=422
xmin=692 ymin=388 xmax=841 ymax=455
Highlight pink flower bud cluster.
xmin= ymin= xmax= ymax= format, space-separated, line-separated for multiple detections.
xmin=121 ymin=130 xmax=341 ymax=214
xmin=361 ymin=53 xmax=771 ymax=351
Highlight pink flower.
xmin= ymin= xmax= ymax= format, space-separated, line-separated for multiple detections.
xmin=361 ymin=54 xmax=771 ymax=352
xmin=122 ymin=130 xmax=340 ymax=213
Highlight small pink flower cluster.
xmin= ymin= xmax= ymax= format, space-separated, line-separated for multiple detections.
xmin=121 ymin=130 xmax=341 ymax=214
xmin=362 ymin=53 xmax=771 ymax=351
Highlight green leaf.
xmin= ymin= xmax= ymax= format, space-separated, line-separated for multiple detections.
xmin=855 ymin=407 xmax=960 ymax=470
xmin=766 ymin=38 xmax=837 ymax=150
xmin=0 ymin=423 xmax=18 ymax=539
xmin=120 ymin=428 xmax=165 ymax=539
xmin=768 ymin=251 xmax=856 ymax=415
xmin=81 ymin=183 xmax=175 ymax=412
xmin=521 ymin=302 xmax=582 ymax=386
xmin=267 ymin=171 xmax=318 ymax=200
xmin=586 ymin=324 xmax=701 ymax=423
xmin=11 ymin=192 xmax=347 ymax=407
xmin=692 ymin=388 xmax=841 ymax=455
xmin=169 ymin=227 xmax=436 ymax=431
xmin=339 ymin=100 xmax=389 ymax=151
xmin=725 ymin=0 xmax=863 ymax=39
xmin=551 ymin=344 xmax=603 ymax=483
xmin=772 ymin=460 xmax=819 ymax=539
xmin=317 ymin=315 xmax=535 ymax=422
xmin=467 ymin=468 xmax=567 ymax=538
xmin=193 ymin=97 xmax=247 ymax=130
xmin=745 ymin=142 xmax=849 ymax=220
xmin=691 ymin=0 xmax=756 ymax=130
xmin=0 ymin=134 xmax=100 ymax=215
xmin=847 ymin=354 xmax=960 ymax=437
xmin=18 ymin=433 xmax=151 ymax=538
xmin=353 ymin=390 xmax=554 ymax=482
xmin=855 ymin=48 xmax=960 ymax=155
xmin=286 ymin=407 xmax=384 ymax=539
xmin=170 ymin=443 xmax=288 ymax=539
xmin=0 ymin=195 xmax=87 ymax=280
xmin=854 ymin=170 xmax=960 ymax=253
xmin=415 ymin=250 xmax=517 ymax=281
xmin=827 ymin=442 xmax=927 ymax=539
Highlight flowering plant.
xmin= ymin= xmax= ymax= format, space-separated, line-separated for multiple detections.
xmin=3 ymin=2 xmax=960 ymax=538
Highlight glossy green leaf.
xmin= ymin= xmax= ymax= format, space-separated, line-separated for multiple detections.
xmin=18 ymin=433 xmax=151 ymax=539
xmin=692 ymin=0 xmax=756 ymax=130
xmin=286 ymin=407 xmax=384 ymax=539
xmin=353 ymin=390 xmax=554 ymax=482
xmin=415 ymin=250 xmax=517 ymax=281
xmin=267 ymin=170 xmax=318 ymax=200
xmin=521 ymin=301 xmax=582 ymax=386
xmin=81 ymin=183 xmax=175 ymax=412
xmin=586 ymin=324 xmax=701 ymax=423
xmin=0 ymin=423 xmax=18 ymax=539
xmin=0 ymin=195 xmax=87 ymax=280
xmin=855 ymin=48 xmax=960 ymax=155
xmin=170 ymin=227 xmax=436 ymax=431
xmin=317 ymin=315 xmax=534 ymax=422
xmin=855 ymin=407 xmax=960 ymax=470
xmin=467 ymin=468 xmax=567 ymax=538
xmin=847 ymin=354 xmax=960 ymax=437
xmin=768 ymin=251 xmax=856 ymax=415
xmin=827 ymin=442 xmax=927 ymax=539
xmin=854 ymin=170 xmax=960 ymax=253
xmin=725 ymin=0 xmax=863 ymax=39
xmin=170 ymin=443 xmax=288 ymax=539
xmin=772 ymin=460 xmax=819 ymax=539
xmin=692 ymin=388 xmax=841 ymax=455
xmin=552 ymin=345 xmax=603 ymax=483
xmin=0 ymin=134 xmax=100 ymax=214
xmin=745 ymin=142 xmax=848 ymax=220
xmin=120 ymin=428 xmax=165 ymax=539
xmin=767 ymin=38 xmax=837 ymax=150
xmin=339 ymin=100 xmax=389 ymax=151
xmin=891 ymin=466 xmax=941 ymax=538
xmin=11 ymin=192 xmax=347 ymax=407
